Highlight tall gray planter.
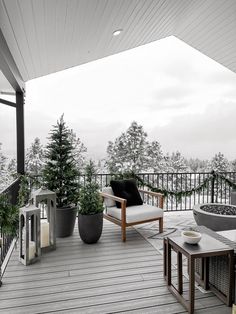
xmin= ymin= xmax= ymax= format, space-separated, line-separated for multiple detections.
xmin=78 ymin=212 xmax=103 ymax=244
xmin=56 ymin=206 xmax=77 ymax=237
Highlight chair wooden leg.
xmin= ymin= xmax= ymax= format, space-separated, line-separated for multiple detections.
xmin=122 ymin=225 xmax=126 ymax=242
xmin=159 ymin=217 xmax=163 ymax=233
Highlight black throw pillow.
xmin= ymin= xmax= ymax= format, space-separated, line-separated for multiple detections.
xmin=110 ymin=179 xmax=143 ymax=208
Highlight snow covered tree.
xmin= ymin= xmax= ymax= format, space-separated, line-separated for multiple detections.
xmin=209 ymin=152 xmax=229 ymax=172
xmin=209 ymin=152 xmax=230 ymax=202
xmin=7 ymin=158 xmax=17 ymax=180
xmin=162 ymin=151 xmax=188 ymax=206
xmin=186 ymin=158 xmax=209 ymax=172
xmin=0 ymin=144 xmax=16 ymax=190
xmin=25 ymin=137 xmax=45 ymax=176
xmin=106 ymin=121 xmax=163 ymax=173
xmin=106 ymin=122 xmax=149 ymax=173
xmin=0 ymin=143 xmax=7 ymax=191
xmin=69 ymin=130 xmax=87 ymax=170
xmin=164 ymin=151 xmax=188 ymax=173
xmin=231 ymin=159 xmax=236 ymax=172
xmin=0 ymin=145 xmax=18 ymax=190
xmin=146 ymin=140 xmax=164 ymax=172
xmin=0 ymin=143 xmax=6 ymax=171
xmin=96 ymin=159 xmax=108 ymax=174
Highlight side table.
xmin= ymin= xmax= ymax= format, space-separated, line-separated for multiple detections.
xmin=165 ymin=233 xmax=234 ymax=314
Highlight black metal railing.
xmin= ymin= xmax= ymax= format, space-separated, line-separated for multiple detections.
xmin=0 ymin=178 xmax=20 ymax=285
xmin=29 ymin=171 xmax=236 ymax=215
xmin=94 ymin=172 xmax=236 ymax=210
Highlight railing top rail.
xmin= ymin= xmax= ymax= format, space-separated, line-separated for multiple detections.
xmin=130 ymin=171 xmax=236 ymax=175
xmin=0 ymin=177 xmax=20 ymax=195
xmin=19 ymin=171 xmax=236 ymax=178
xmin=79 ymin=171 xmax=236 ymax=176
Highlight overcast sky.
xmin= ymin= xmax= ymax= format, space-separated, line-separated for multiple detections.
xmin=1 ymin=36 xmax=236 ymax=161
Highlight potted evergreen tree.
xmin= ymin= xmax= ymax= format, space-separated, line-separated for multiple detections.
xmin=43 ymin=115 xmax=80 ymax=237
xmin=78 ymin=161 xmax=104 ymax=244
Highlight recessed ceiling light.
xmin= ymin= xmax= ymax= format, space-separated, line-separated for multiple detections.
xmin=113 ymin=29 xmax=123 ymax=36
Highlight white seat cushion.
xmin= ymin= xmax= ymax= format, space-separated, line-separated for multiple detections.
xmin=107 ymin=204 xmax=163 ymax=224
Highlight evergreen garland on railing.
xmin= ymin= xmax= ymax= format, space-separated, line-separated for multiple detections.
xmin=216 ymin=172 xmax=236 ymax=190
xmin=111 ymin=170 xmax=236 ymax=200
xmin=134 ymin=174 xmax=213 ymax=201
xmin=21 ymin=171 xmax=236 ymax=201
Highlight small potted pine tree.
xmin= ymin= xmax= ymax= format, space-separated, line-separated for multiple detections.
xmin=43 ymin=115 xmax=80 ymax=237
xmin=78 ymin=160 xmax=104 ymax=244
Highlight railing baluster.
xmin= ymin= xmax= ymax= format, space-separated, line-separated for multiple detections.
xmin=166 ymin=173 xmax=168 ymax=211
xmin=220 ymin=173 xmax=223 ymax=203
xmin=189 ymin=173 xmax=192 ymax=210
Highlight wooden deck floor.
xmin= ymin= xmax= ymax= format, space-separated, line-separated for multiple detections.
xmin=0 ymin=220 xmax=232 ymax=314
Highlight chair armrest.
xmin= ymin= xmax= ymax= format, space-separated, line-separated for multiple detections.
xmin=139 ymin=189 xmax=164 ymax=208
xmin=99 ymin=192 xmax=127 ymax=205
xmin=100 ymin=192 xmax=127 ymax=223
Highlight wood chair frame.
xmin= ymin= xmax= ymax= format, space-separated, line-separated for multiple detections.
xmin=100 ymin=189 xmax=164 ymax=242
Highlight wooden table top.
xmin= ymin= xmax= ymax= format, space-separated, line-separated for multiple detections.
xmin=167 ymin=233 xmax=233 ymax=257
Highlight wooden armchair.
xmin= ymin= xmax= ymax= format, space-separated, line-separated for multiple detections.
xmin=100 ymin=187 xmax=164 ymax=242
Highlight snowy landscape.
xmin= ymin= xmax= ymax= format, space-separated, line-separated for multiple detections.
xmin=1 ymin=120 xmax=234 ymax=210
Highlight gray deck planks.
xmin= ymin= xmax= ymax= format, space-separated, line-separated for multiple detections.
xmin=4 ymin=254 xmax=162 ymax=277
xmin=6 ymin=250 xmax=159 ymax=271
xmin=0 ymin=220 xmax=232 ymax=314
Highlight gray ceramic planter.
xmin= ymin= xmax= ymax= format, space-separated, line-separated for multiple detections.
xmin=56 ymin=206 xmax=77 ymax=237
xmin=78 ymin=212 xmax=103 ymax=244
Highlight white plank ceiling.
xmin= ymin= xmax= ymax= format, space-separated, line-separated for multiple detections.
xmin=0 ymin=0 xmax=236 ymax=82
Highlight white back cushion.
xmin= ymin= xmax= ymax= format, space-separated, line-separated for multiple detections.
xmin=102 ymin=187 xmax=116 ymax=207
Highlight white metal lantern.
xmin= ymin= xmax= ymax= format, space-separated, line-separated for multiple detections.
xmin=31 ymin=187 xmax=56 ymax=252
xmin=19 ymin=204 xmax=41 ymax=265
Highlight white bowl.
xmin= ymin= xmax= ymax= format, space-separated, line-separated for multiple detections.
xmin=181 ymin=230 xmax=201 ymax=244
